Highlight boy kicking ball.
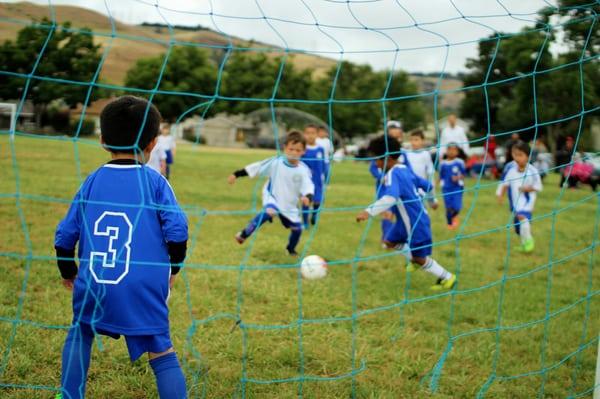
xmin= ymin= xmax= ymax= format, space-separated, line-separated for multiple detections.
xmin=356 ymin=135 xmax=456 ymax=290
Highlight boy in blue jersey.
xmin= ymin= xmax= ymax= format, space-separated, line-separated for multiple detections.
xmin=54 ymin=96 xmax=188 ymax=399
xmin=439 ymin=143 xmax=466 ymax=229
xmin=357 ymin=135 xmax=456 ymax=290
xmin=229 ymin=131 xmax=314 ymax=256
xmin=301 ymin=124 xmax=326 ymax=228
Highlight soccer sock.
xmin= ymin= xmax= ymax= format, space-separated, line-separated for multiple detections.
xmin=420 ymin=257 xmax=451 ymax=281
xmin=242 ymin=211 xmax=273 ymax=237
xmin=311 ymin=202 xmax=321 ymax=225
xmin=150 ymin=352 xmax=187 ymax=399
xmin=519 ymin=218 xmax=532 ymax=243
xmin=395 ymin=243 xmax=412 ymax=262
xmin=445 ymin=209 xmax=455 ymax=225
xmin=381 ymin=219 xmax=393 ymax=241
xmin=302 ymin=205 xmax=309 ymax=226
xmin=61 ymin=324 xmax=94 ymax=399
xmin=287 ymin=228 xmax=302 ymax=253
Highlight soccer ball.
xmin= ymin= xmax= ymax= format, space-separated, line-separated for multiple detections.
xmin=300 ymin=255 xmax=328 ymax=280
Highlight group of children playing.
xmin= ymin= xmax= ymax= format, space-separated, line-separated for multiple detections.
xmin=53 ymin=96 xmax=543 ymax=398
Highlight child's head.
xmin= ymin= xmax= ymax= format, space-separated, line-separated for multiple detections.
xmin=409 ymin=130 xmax=425 ymax=150
xmin=283 ymin=130 xmax=306 ymax=164
xmin=303 ymin=124 xmax=318 ymax=145
xmin=100 ymin=96 xmax=161 ymax=156
xmin=368 ymin=134 xmax=401 ymax=171
xmin=446 ymin=143 xmax=459 ymax=159
xmin=511 ymin=140 xmax=531 ymax=169
xmin=160 ymin=123 xmax=170 ymax=136
xmin=386 ymin=120 xmax=403 ymax=141
xmin=317 ymin=125 xmax=328 ymax=138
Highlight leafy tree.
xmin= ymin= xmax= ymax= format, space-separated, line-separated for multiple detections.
xmin=125 ymin=46 xmax=218 ymax=121
xmin=0 ymin=19 xmax=102 ymax=125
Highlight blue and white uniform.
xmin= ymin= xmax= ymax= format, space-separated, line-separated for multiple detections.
xmin=55 ymin=161 xmax=188 ymax=358
xmin=497 ymin=161 xmax=542 ymax=225
xmin=439 ymin=158 xmax=466 ymax=213
xmin=367 ymin=164 xmax=433 ymax=258
xmin=301 ymin=145 xmax=325 ymax=203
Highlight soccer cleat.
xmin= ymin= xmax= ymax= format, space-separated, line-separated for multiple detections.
xmin=303 ymin=223 xmax=309 ymax=230
xmin=235 ymin=231 xmax=246 ymax=244
xmin=286 ymin=248 xmax=299 ymax=257
xmin=430 ymin=274 xmax=457 ymax=291
xmin=54 ymin=393 xmax=63 ymax=399
xmin=522 ymin=237 xmax=535 ymax=253
xmin=451 ymin=216 xmax=460 ymax=229
xmin=405 ymin=263 xmax=416 ymax=273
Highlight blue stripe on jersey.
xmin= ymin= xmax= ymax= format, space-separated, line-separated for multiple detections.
xmin=55 ymin=164 xmax=188 ymax=335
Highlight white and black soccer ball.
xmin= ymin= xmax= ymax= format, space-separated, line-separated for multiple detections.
xmin=300 ymin=255 xmax=328 ymax=280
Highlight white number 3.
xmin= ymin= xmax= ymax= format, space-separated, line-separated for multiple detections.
xmin=90 ymin=211 xmax=132 ymax=284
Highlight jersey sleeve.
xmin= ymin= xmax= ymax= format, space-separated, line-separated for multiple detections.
xmin=369 ymin=161 xmax=383 ymax=180
xmin=412 ymin=172 xmax=433 ymax=193
xmin=300 ymin=166 xmax=315 ymax=197
xmin=244 ymin=157 xmax=275 ymax=178
xmin=530 ymin=167 xmax=543 ymax=192
xmin=156 ymin=179 xmax=188 ymax=243
xmin=55 ymin=175 xmax=94 ymax=250
xmin=382 ymin=169 xmax=401 ymax=199
xmin=458 ymin=160 xmax=467 ymax=176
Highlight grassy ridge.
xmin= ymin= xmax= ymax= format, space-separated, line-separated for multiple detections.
xmin=0 ymin=134 xmax=598 ymax=398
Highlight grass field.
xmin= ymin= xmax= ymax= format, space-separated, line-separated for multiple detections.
xmin=0 ymin=134 xmax=598 ymax=398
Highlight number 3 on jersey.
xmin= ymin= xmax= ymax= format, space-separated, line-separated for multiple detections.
xmin=90 ymin=211 xmax=132 ymax=284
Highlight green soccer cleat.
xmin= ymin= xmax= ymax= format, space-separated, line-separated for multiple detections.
xmin=54 ymin=393 xmax=63 ymax=399
xmin=405 ymin=263 xmax=416 ymax=273
xmin=522 ymin=237 xmax=535 ymax=253
xmin=430 ymin=274 xmax=457 ymax=291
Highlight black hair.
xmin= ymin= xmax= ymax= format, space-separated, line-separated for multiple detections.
xmin=410 ymin=129 xmax=424 ymax=139
xmin=367 ymin=134 xmax=400 ymax=160
xmin=318 ymin=125 xmax=328 ymax=131
xmin=304 ymin=123 xmax=319 ymax=131
xmin=511 ymin=140 xmax=530 ymax=155
xmin=284 ymin=130 xmax=306 ymax=147
xmin=100 ymin=96 xmax=161 ymax=153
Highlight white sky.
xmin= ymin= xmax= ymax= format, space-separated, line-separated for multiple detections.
xmin=5 ymin=0 xmax=562 ymax=73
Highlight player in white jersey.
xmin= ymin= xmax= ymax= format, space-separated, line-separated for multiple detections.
xmin=157 ymin=123 xmax=176 ymax=179
xmin=406 ymin=129 xmax=438 ymax=209
xmin=147 ymin=137 xmax=167 ymax=175
xmin=496 ymin=141 xmax=543 ymax=253
xmin=228 ymin=131 xmax=314 ymax=256
xmin=316 ymin=125 xmax=333 ymax=178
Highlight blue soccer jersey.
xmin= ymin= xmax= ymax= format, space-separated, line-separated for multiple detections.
xmin=55 ymin=161 xmax=188 ymax=335
xmin=369 ymin=152 xmax=413 ymax=199
xmin=439 ymin=158 xmax=466 ymax=192
xmin=381 ymin=164 xmax=433 ymax=246
xmin=301 ymin=145 xmax=325 ymax=202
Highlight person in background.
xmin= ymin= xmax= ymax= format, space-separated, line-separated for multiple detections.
xmin=504 ymin=133 xmax=521 ymax=167
xmin=555 ymin=136 xmax=576 ymax=187
xmin=157 ymin=123 xmax=176 ymax=180
xmin=439 ymin=114 xmax=469 ymax=159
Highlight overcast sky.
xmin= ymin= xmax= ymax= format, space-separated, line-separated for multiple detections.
xmin=5 ymin=0 xmax=561 ymax=73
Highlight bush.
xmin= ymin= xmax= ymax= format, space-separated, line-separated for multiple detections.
xmin=69 ymin=118 xmax=96 ymax=136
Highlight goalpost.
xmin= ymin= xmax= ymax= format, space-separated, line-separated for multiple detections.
xmin=0 ymin=102 xmax=17 ymax=135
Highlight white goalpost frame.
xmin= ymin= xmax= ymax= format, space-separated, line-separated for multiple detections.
xmin=0 ymin=102 xmax=17 ymax=136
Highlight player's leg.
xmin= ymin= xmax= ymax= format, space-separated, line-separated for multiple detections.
xmin=410 ymin=243 xmax=455 ymax=290
xmin=236 ymin=206 xmax=277 ymax=243
xmin=311 ymin=184 xmax=323 ymax=225
xmin=516 ymin=212 xmax=534 ymax=252
xmin=149 ymin=348 xmax=187 ymax=399
xmin=280 ymin=215 xmax=302 ymax=256
xmin=60 ymin=323 xmax=95 ymax=399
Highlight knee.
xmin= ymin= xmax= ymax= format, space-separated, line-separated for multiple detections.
xmin=265 ymin=208 xmax=277 ymax=217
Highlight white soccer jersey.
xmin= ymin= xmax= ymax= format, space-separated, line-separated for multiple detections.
xmin=147 ymin=141 xmax=167 ymax=173
xmin=246 ymin=157 xmax=314 ymax=223
xmin=497 ymin=163 xmax=543 ymax=213
xmin=316 ymin=137 xmax=333 ymax=164
xmin=158 ymin=134 xmax=176 ymax=151
xmin=406 ymin=150 xmax=435 ymax=182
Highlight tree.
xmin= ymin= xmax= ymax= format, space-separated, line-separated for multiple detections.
xmin=125 ymin=46 xmax=218 ymax=121
xmin=0 ymin=19 xmax=102 ymax=125
xmin=383 ymin=70 xmax=426 ymax=132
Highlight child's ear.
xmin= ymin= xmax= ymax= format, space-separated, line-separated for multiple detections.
xmin=144 ymin=136 xmax=158 ymax=153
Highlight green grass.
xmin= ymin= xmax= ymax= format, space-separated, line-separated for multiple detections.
xmin=0 ymin=134 xmax=598 ymax=398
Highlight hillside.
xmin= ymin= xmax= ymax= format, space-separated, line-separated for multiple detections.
xmin=0 ymin=2 xmax=463 ymax=111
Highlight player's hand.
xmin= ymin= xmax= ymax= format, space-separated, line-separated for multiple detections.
xmin=62 ymin=278 xmax=75 ymax=290
xmin=356 ymin=211 xmax=370 ymax=222
xmin=227 ymin=174 xmax=237 ymax=185
xmin=430 ymin=201 xmax=439 ymax=210
xmin=381 ymin=210 xmax=394 ymax=220
xmin=301 ymin=196 xmax=311 ymax=206
xmin=452 ymin=175 xmax=461 ymax=182
xmin=519 ymin=185 xmax=532 ymax=193
xmin=496 ymin=195 xmax=503 ymax=204
xmin=169 ymin=275 xmax=177 ymax=289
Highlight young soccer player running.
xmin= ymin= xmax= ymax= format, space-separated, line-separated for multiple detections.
xmin=496 ymin=140 xmax=543 ymax=253
xmin=439 ymin=143 xmax=466 ymax=229
xmin=357 ymin=135 xmax=456 ymax=290
xmin=54 ymin=96 xmax=188 ymax=399
xmin=301 ymin=124 xmax=326 ymax=228
xmin=406 ymin=129 xmax=438 ymax=210
xmin=316 ymin=125 xmax=333 ymax=179
xmin=229 ymin=131 xmax=314 ymax=256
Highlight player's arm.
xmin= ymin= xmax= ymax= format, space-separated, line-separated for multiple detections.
xmin=357 ymin=195 xmax=396 ymax=221
xmin=228 ymin=158 xmax=273 ymax=184
xmin=157 ymin=180 xmax=189 ymax=276
xmin=369 ymin=160 xmax=383 ymax=180
xmin=55 ymin=189 xmax=86 ymax=288
xmin=300 ymin=167 xmax=315 ymax=206
xmin=520 ymin=171 xmax=543 ymax=193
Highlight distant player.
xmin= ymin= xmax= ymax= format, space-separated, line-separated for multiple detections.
xmin=316 ymin=125 xmax=333 ymax=179
xmin=158 ymin=123 xmax=177 ymax=179
xmin=496 ymin=140 xmax=543 ymax=253
xmin=357 ymin=135 xmax=456 ymax=290
xmin=147 ymin=135 xmax=167 ymax=176
xmin=54 ymin=96 xmax=188 ymax=399
xmin=439 ymin=143 xmax=466 ymax=229
xmin=301 ymin=124 xmax=326 ymax=228
xmin=406 ymin=129 xmax=438 ymax=210
xmin=229 ymin=131 xmax=314 ymax=256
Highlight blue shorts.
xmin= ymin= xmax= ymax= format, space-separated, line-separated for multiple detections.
xmin=313 ymin=183 xmax=323 ymax=203
xmin=165 ymin=149 xmax=173 ymax=165
xmin=384 ymin=230 xmax=433 ymax=259
xmin=85 ymin=324 xmax=173 ymax=362
xmin=443 ymin=189 xmax=463 ymax=212
xmin=513 ymin=211 xmax=532 ymax=234
xmin=264 ymin=204 xmax=302 ymax=230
